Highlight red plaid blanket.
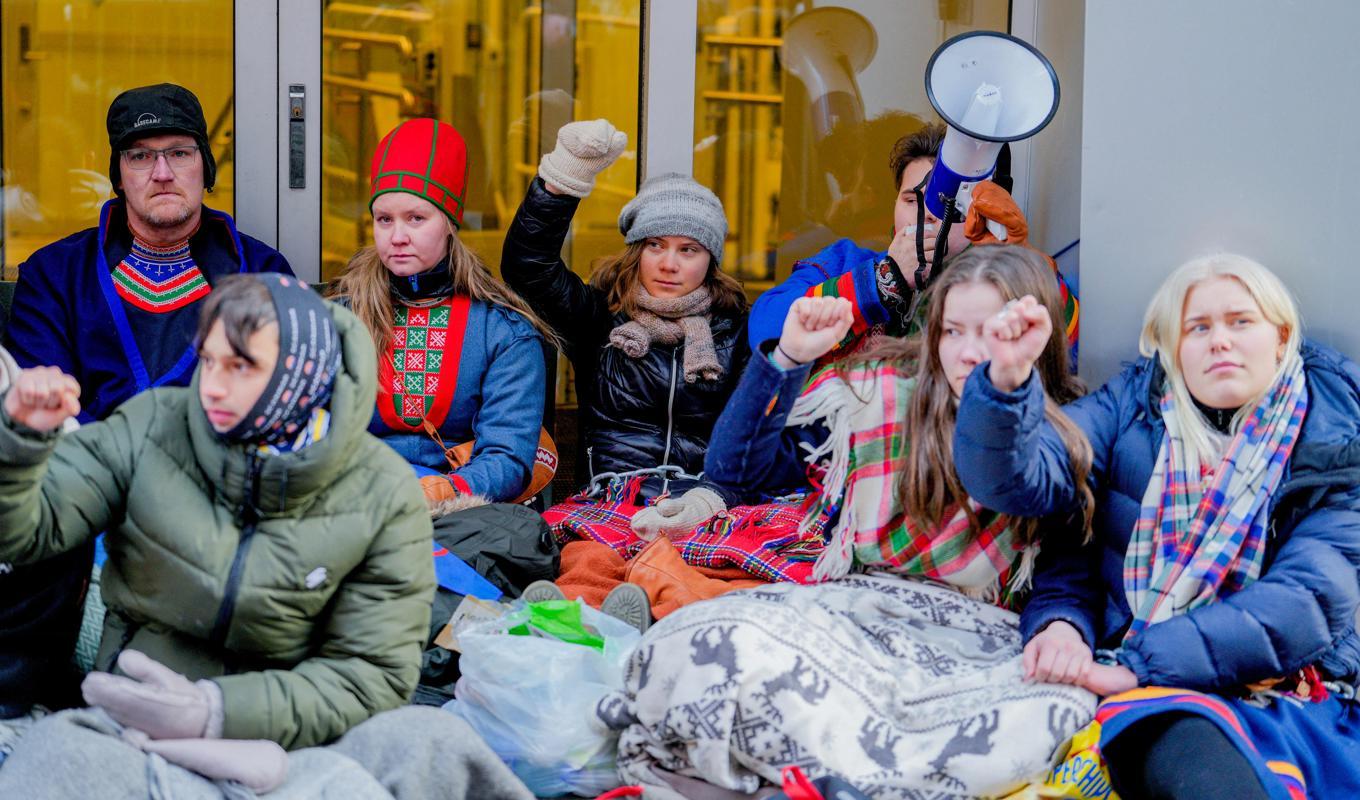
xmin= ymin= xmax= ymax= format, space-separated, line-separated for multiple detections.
xmin=544 ymin=479 xmax=828 ymax=584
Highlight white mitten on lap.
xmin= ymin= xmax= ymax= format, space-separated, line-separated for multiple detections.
xmin=538 ymin=119 xmax=628 ymax=198
xmin=81 ymin=650 xmax=218 ymax=740
xmin=630 ymin=487 xmax=726 ymax=542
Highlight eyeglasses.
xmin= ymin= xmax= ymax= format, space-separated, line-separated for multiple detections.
xmin=121 ymin=144 xmax=201 ymax=171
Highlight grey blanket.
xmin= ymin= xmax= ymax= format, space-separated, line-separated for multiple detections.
xmin=0 ymin=706 xmax=533 ymax=800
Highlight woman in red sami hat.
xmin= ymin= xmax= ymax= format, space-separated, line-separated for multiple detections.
xmin=331 ymin=118 xmax=558 ymax=512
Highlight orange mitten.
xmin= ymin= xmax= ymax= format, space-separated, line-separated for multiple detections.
xmin=964 ymin=180 xmax=1031 ymax=247
xmin=420 ymin=474 xmax=460 ymax=505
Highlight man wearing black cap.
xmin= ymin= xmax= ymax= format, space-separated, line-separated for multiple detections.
xmin=2 ymin=82 xmax=292 ymax=424
xmin=0 ymin=84 xmax=292 ymax=723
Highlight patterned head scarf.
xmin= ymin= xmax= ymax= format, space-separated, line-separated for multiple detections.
xmin=218 ymin=274 xmax=342 ymax=448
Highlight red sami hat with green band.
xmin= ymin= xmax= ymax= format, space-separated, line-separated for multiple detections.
xmin=370 ymin=118 xmax=468 ymax=228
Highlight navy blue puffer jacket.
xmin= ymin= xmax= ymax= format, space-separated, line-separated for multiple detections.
xmin=953 ymin=341 xmax=1360 ymax=692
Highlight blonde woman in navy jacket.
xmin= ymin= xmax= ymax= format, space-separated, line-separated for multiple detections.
xmin=954 ymin=254 xmax=1360 ymax=799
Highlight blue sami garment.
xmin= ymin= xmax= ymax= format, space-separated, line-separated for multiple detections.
xmin=749 ymin=237 xmax=1080 ymax=363
xmin=3 ymin=200 xmax=292 ymax=422
xmin=747 ymin=239 xmax=887 ymax=350
xmin=368 ymin=297 xmax=546 ymax=502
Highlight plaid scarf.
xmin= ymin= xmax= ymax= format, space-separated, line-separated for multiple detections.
xmin=1123 ymin=356 xmax=1308 ymax=638
xmin=788 ymin=362 xmax=1032 ymax=604
xmin=543 ymin=476 xmax=828 ymax=584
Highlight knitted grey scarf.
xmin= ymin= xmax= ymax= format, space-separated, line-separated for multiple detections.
xmin=608 ymin=285 xmax=723 ymax=383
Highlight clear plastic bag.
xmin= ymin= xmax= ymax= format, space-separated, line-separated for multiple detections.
xmin=443 ymin=600 xmax=642 ymax=797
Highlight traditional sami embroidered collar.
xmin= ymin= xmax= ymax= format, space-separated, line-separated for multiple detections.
xmin=377 ymin=295 xmax=472 ymax=432
xmin=112 ymin=230 xmax=209 ymax=313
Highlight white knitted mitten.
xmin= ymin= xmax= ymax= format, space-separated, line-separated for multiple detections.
xmin=538 ymin=119 xmax=628 ymax=198
xmin=630 ymin=487 xmax=725 ymax=542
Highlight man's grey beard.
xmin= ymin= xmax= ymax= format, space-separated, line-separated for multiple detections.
xmin=145 ymin=202 xmax=195 ymax=229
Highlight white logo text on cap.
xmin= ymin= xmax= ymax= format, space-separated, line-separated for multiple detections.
xmin=134 ymin=113 xmax=161 ymax=128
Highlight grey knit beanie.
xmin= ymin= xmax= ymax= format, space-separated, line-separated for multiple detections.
xmin=617 ymin=173 xmax=727 ymax=267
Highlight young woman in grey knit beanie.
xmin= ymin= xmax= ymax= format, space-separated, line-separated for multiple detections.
xmin=501 ymin=119 xmax=752 ymax=567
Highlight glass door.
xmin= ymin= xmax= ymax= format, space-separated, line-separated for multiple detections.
xmin=692 ymin=1 xmax=1012 ymax=290
xmin=317 ymin=0 xmax=641 ymax=281
xmin=0 ymin=0 xmax=236 ymax=278
xmin=314 ymin=0 xmax=642 ymax=497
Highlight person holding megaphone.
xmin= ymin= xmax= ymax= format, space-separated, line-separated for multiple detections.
xmin=747 ymin=124 xmax=1076 ymax=363
xmin=747 ymin=31 xmax=1079 ymax=366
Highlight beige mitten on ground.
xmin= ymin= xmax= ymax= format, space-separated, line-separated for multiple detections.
xmin=537 ymin=119 xmax=628 ymax=198
xmin=123 ymin=728 xmax=290 ymax=794
xmin=630 ymin=487 xmax=726 ymax=542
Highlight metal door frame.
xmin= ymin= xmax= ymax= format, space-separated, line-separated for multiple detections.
xmin=234 ymin=0 xmax=322 ymax=282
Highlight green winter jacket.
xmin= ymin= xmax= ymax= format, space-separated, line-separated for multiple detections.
xmin=0 ymin=303 xmax=434 ymax=750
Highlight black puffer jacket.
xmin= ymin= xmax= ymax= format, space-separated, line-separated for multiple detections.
xmin=502 ymin=179 xmax=750 ymax=500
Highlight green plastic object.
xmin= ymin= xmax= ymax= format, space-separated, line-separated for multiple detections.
xmin=509 ymin=600 xmax=606 ymax=652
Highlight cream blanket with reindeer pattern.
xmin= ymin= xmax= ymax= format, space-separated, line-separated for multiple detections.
xmin=599 ymin=575 xmax=1095 ymax=799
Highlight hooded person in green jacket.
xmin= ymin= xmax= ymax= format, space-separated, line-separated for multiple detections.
xmin=0 ymin=274 xmax=533 ymax=798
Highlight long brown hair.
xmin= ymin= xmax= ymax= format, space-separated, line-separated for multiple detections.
xmin=588 ymin=241 xmax=749 ymax=319
xmin=846 ymin=244 xmax=1094 ymax=546
xmin=330 ymin=225 xmax=560 ymax=354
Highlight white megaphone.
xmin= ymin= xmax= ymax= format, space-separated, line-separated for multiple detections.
xmin=922 ymin=31 xmax=1060 ymax=221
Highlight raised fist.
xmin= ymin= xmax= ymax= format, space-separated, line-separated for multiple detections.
xmin=538 ymin=119 xmax=629 ymax=198
xmin=3 ymin=366 xmax=81 ymax=432
xmin=776 ymin=296 xmax=854 ymax=367
xmin=983 ymin=294 xmax=1052 ymax=392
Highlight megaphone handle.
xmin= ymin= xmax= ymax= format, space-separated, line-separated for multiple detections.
xmin=931 ymin=196 xmax=959 ymax=275
xmin=913 ymin=191 xmax=929 ymax=280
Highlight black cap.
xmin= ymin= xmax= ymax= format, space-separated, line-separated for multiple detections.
xmin=106 ymin=83 xmax=216 ymax=193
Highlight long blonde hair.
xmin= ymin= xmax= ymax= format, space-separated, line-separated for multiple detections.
xmin=1139 ymin=253 xmax=1302 ymax=467
xmin=589 ymin=241 xmax=749 ymax=319
xmin=331 ymin=224 xmax=560 ymax=354
xmin=845 ymin=244 xmax=1094 ymax=546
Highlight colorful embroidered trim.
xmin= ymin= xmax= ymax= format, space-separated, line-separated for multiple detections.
xmin=112 ymin=236 xmax=210 ymax=313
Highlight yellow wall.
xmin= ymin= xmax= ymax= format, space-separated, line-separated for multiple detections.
xmin=1 ymin=0 xmax=233 ymax=276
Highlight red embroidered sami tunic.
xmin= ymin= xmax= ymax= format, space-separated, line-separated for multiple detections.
xmin=377 ymin=296 xmax=472 ymax=431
